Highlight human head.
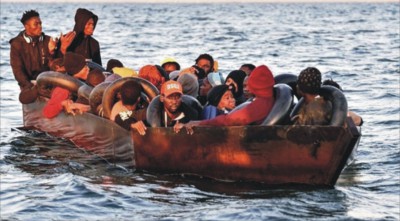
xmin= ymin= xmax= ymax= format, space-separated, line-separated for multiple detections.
xmin=73 ymin=8 xmax=98 ymax=36
xmin=247 ymin=65 xmax=275 ymax=98
xmin=120 ymin=80 xmax=142 ymax=106
xmin=243 ymin=76 xmax=254 ymax=99
xmin=297 ymin=67 xmax=322 ymax=95
xmin=160 ymin=80 xmax=183 ymax=114
xmin=86 ymin=69 xmax=105 ymax=87
xmin=106 ymin=59 xmax=123 ymax=72
xmin=199 ymin=77 xmax=212 ymax=97
xmin=207 ymin=84 xmax=235 ymax=110
xmin=49 ymin=58 xmax=66 ymax=73
xmin=161 ymin=57 xmax=181 ymax=75
xmin=225 ymin=70 xmax=246 ymax=98
xmin=322 ymin=79 xmax=342 ymax=91
xmin=177 ymin=74 xmax=199 ymax=98
xmin=240 ymin=64 xmax=256 ymax=76
xmin=21 ymin=10 xmax=42 ymax=37
xmin=195 ymin=54 xmax=214 ymax=74
xmin=64 ymin=52 xmax=89 ymax=80
xmin=139 ymin=65 xmax=167 ymax=90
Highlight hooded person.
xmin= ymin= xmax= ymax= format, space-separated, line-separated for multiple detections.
xmin=67 ymin=8 xmax=102 ymax=66
xmin=225 ymin=70 xmax=247 ymax=105
xmin=161 ymin=57 xmax=181 ymax=75
xmin=174 ymin=65 xmax=275 ymax=131
xmin=201 ymin=84 xmax=236 ymax=120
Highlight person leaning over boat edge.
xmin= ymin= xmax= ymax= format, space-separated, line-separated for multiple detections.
xmin=43 ymin=52 xmax=90 ymax=118
xmin=174 ymin=65 xmax=275 ymax=134
xmin=111 ymin=80 xmax=147 ymax=134
xmin=9 ymin=10 xmax=74 ymax=104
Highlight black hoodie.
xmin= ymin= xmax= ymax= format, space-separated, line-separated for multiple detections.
xmin=68 ymin=8 xmax=102 ymax=66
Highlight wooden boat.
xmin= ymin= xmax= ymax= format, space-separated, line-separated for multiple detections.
xmin=21 ymin=71 xmax=361 ymax=187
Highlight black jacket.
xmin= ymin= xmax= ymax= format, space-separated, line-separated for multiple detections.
xmin=68 ymin=8 xmax=102 ymax=66
xmin=9 ymin=31 xmax=53 ymax=89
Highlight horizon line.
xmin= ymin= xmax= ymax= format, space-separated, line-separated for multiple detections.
xmin=1 ymin=0 xmax=398 ymax=3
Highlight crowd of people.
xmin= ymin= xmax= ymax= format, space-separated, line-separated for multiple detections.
xmin=10 ymin=9 xmax=363 ymax=136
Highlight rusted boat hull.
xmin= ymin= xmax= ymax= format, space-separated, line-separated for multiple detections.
xmin=133 ymin=120 xmax=360 ymax=186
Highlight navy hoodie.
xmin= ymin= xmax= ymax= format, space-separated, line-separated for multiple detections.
xmin=68 ymin=8 xmax=102 ymax=66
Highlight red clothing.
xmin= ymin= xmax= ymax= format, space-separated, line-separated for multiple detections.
xmin=43 ymin=87 xmax=70 ymax=119
xmin=199 ymin=97 xmax=274 ymax=126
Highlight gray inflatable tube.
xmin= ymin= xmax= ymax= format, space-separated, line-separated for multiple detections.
xmin=289 ymin=85 xmax=348 ymax=126
xmin=101 ymin=77 xmax=159 ymax=119
xmin=36 ymin=71 xmax=85 ymax=98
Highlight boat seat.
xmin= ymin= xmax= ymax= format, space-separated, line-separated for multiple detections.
xmin=147 ymin=95 xmax=203 ymax=127
xmin=289 ymin=85 xmax=348 ymax=126
xmin=262 ymin=83 xmax=294 ymax=125
xmin=101 ymin=77 xmax=159 ymax=119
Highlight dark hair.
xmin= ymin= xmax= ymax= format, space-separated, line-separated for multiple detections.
xmin=240 ymin=64 xmax=256 ymax=71
xmin=322 ymin=79 xmax=343 ymax=91
xmin=106 ymin=59 xmax=123 ymax=73
xmin=120 ymin=80 xmax=142 ymax=106
xmin=49 ymin=58 xmax=65 ymax=72
xmin=20 ymin=10 xmax=39 ymax=25
xmin=195 ymin=53 xmax=214 ymax=73
xmin=87 ymin=69 xmax=105 ymax=87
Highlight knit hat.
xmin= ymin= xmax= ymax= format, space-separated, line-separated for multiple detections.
xmin=225 ymin=70 xmax=246 ymax=98
xmin=64 ymin=52 xmax=87 ymax=76
xmin=161 ymin=57 xmax=181 ymax=70
xmin=247 ymin=65 xmax=275 ymax=98
xmin=106 ymin=59 xmax=123 ymax=72
xmin=161 ymin=80 xmax=183 ymax=97
xmin=297 ymin=67 xmax=321 ymax=94
xmin=177 ymin=73 xmax=199 ymax=98
xmin=207 ymin=84 xmax=232 ymax=107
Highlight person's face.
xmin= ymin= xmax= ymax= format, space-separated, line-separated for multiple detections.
xmin=24 ymin=16 xmax=42 ymax=37
xmin=196 ymin=59 xmax=212 ymax=74
xmin=225 ymin=78 xmax=238 ymax=93
xmin=163 ymin=63 xmax=178 ymax=75
xmin=161 ymin=93 xmax=182 ymax=114
xmin=243 ymin=76 xmax=253 ymax=99
xmin=199 ymin=78 xmax=212 ymax=96
xmin=218 ymin=90 xmax=236 ymax=110
xmin=84 ymin=18 xmax=95 ymax=36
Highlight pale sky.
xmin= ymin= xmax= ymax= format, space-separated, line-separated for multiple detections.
xmin=1 ymin=0 xmax=398 ymax=2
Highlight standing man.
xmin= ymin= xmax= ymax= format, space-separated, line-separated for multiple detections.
xmin=10 ymin=10 xmax=74 ymax=104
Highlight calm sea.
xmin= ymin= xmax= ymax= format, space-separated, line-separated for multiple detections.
xmin=1 ymin=2 xmax=399 ymax=220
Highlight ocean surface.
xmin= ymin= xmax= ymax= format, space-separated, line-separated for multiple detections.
xmin=1 ymin=2 xmax=399 ymax=221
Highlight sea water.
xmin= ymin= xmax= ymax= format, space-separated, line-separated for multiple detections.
xmin=0 ymin=2 xmax=399 ymax=220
